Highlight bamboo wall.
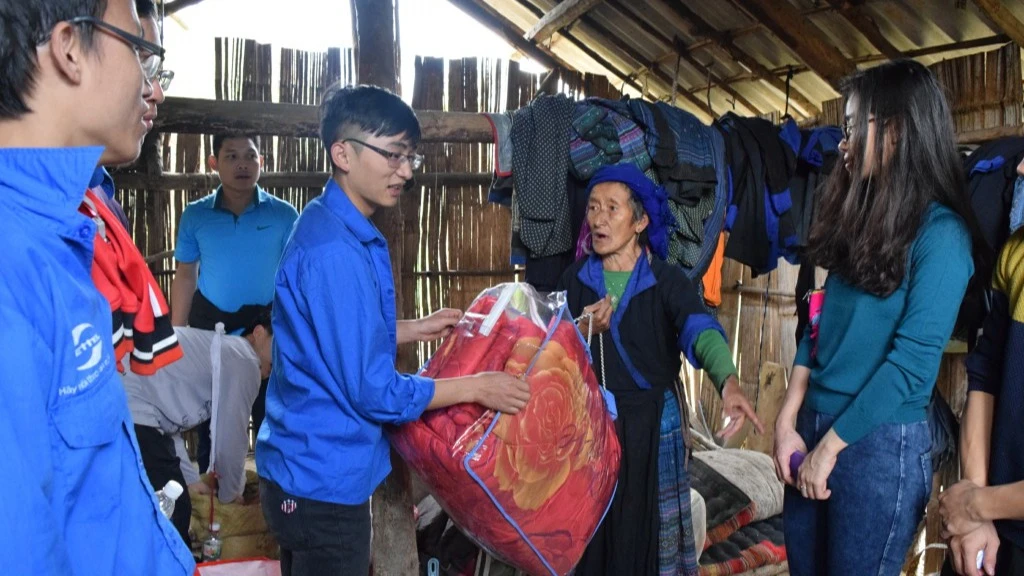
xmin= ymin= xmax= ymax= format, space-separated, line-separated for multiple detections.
xmin=119 ymin=38 xmax=355 ymax=295
xmin=403 ymin=56 xmax=622 ymax=364
xmin=820 ymin=42 xmax=1022 ymax=136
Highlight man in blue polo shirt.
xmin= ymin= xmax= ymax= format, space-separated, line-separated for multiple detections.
xmin=171 ymin=133 xmax=298 ymax=473
xmin=0 ymin=0 xmax=193 ymax=574
xmin=256 ymin=84 xmax=532 ymax=576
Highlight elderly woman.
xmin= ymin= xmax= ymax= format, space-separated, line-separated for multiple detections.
xmin=558 ymin=164 xmax=763 ymax=576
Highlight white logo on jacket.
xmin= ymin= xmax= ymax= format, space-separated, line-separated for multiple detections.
xmin=60 ymin=323 xmax=110 ymax=397
xmin=73 ymin=323 xmax=103 ymax=371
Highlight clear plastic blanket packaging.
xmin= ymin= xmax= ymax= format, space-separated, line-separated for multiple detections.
xmin=390 ymin=283 xmax=621 ymax=576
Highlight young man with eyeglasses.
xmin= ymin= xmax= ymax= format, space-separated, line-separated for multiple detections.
xmin=0 ymin=0 xmax=194 ymax=575
xmin=92 ymin=0 xmax=173 ymax=230
xmin=81 ymin=0 xmax=181 ymax=378
xmin=255 ymin=84 xmax=532 ymax=576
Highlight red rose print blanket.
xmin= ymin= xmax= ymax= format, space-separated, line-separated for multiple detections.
xmin=391 ymin=283 xmax=621 ymax=576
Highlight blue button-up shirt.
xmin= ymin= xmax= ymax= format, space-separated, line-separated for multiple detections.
xmin=174 ymin=186 xmax=299 ymax=313
xmin=256 ymin=179 xmax=435 ymax=505
xmin=0 ymin=147 xmax=194 ymax=575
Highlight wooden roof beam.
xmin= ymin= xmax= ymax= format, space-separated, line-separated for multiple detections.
xmin=574 ymin=14 xmax=716 ymax=117
xmin=509 ymin=0 xmax=657 ymax=100
xmin=972 ymin=0 xmax=1024 ymax=48
xmin=732 ymin=0 xmax=857 ymax=89
xmin=827 ymin=0 xmax=902 ymax=61
xmin=525 ymin=0 xmax=604 ymax=43
xmin=445 ymin=0 xmax=572 ymax=71
xmin=603 ymin=0 xmax=765 ymax=116
xmin=162 ymin=0 xmax=204 ymax=15
xmin=687 ymin=33 xmax=1012 ymax=97
xmin=512 ymin=0 xmax=712 ymax=118
xmin=661 ymin=1 xmax=821 ymax=116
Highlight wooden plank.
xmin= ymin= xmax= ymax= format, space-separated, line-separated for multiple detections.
xmin=155 ymin=96 xmax=494 ymax=142
xmin=111 ymin=171 xmax=492 ymax=191
xmin=445 ymin=0 xmax=568 ymax=71
xmin=827 ymin=0 xmax=902 ymax=61
xmin=700 ymin=34 xmax=1011 ymax=90
xmin=663 ymin=1 xmax=822 ymax=116
xmin=508 ymin=0 xmax=664 ymax=103
xmin=973 ymin=0 xmax=1024 ymax=49
xmin=525 ymin=0 xmax=604 ymax=43
xmin=733 ymin=0 xmax=857 ymax=89
xmin=575 ymin=14 xmax=716 ymax=117
xmin=164 ymin=0 xmax=205 ymax=15
xmin=957 ymin=123 xmax=1024 ymax=143
xmin=350 ymin=1 xmax=417 ymax=573
xmin=743 ymin=362 xmax=788 ymax=456
xmin=603 ymin=0 xmax=764 ymax=116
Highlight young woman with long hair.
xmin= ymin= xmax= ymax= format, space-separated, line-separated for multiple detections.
xmin=772 ymin=59 xmax=985 ymax=575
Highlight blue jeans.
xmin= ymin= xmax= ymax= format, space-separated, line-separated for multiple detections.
xmin=783 ymin=407 xmax=932 ymax=576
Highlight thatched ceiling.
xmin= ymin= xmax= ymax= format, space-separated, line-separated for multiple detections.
xmin=452 ymin=0 xmax=1024 ymax=122
xmin=159 ymin=0 xmax=1024 ymax=124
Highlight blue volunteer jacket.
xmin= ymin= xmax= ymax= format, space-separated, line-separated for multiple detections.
xmin=0 ymin=147 xmax=194 ymax=575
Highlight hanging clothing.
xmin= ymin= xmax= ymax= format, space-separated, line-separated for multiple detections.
xmin=484 ymin=112 xmax=515 ymax=207
xmin=510 ymin=93 xmax=576 ymax=258
xmin=788 ymin=126 xmax=843 ymax=249
xmin=955 ymin=137 xmax=1024 ymax=346
xmin=702 ymin=232 xmax=728 ymax=308
xmin=524 ymin=175 xmax=590 ymax=292
xmin=718 ymin=113 xmax=798 ymax=275
xmin=81 ymin=188 xmax=182 ymax=375
xmin=569 ymin=98 xmax=652 ymax=181
xmin=626 ymin=99 xmax=727 ymax=280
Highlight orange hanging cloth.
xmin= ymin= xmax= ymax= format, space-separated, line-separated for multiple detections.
xmin=702 ymin=232 xmax=728 ymax=308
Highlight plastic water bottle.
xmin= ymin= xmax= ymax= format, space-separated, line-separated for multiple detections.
xmin=202 ymin=523 xmax=223 ymax=562
xmin=156 ymin=480 xmax=184 ymax=519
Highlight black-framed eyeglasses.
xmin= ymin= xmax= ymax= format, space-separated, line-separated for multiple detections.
xmin=67 ymin=16 xmax=165 ymax=79
xmin=344 ymin=138 xmax=424 ymax=171
xmin=154 ymin=69 xmax=174 ymax=91
xmin=842 ymin=117 xmax=875 ymax=140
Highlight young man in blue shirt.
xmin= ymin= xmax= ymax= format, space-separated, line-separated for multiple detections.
xmin=171 ymin=133 xmax=299 ymax=472
xmin=0 ymin=0 xmax=194 ymax=574
xmin=256 ymin=84 xmax=532 ymax=576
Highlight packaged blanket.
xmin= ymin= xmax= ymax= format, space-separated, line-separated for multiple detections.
xmin=391 ymin=283 xmax=620 ymax=576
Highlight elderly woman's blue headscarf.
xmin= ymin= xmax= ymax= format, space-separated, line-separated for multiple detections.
xmin=586 ymin=164 xmax=676 ymax=260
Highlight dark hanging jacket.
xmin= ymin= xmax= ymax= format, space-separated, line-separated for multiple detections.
xmin=717 ymin=113 xmax=798 ymax=276
xmin=954 ymin=137 xmax=1024 ymax=345
xmin=626 ymin=99 xmax=729 ymax=280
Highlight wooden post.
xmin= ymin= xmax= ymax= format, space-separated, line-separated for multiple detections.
xmin=350 ymin=1 xmax=419 ymax=574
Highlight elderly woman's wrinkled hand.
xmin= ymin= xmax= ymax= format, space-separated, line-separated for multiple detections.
xmin=580 ymin=295 xmax=613 ymax=336
xmin=716 ymin=376 xmax=765 ymax=441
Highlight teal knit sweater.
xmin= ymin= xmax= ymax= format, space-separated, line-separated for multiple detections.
xmin=794 ymin=204 xmax=974 ymax=444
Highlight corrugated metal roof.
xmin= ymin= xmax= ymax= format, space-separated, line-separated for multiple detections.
xmin=477 ymin=0 xmax=1022 ymax=122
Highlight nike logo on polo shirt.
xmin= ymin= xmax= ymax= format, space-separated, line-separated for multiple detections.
xmin=257 ymin=225 xmax=273 ymax=231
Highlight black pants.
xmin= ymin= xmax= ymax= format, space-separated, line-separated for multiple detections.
xmin=134 ymin=425 xmax=192 ymax=547
xmin=188 ymin=290 xmax=271 ymax=472
xmin=941 ymin=536 xmax=1024 ymax=575
xmin=260 ymin=479 xmax=371 ymax=576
